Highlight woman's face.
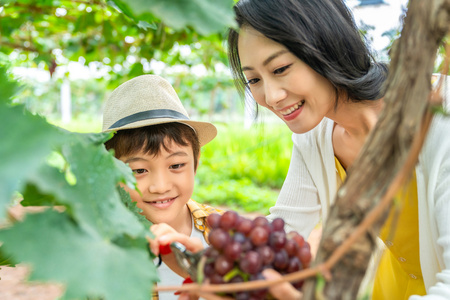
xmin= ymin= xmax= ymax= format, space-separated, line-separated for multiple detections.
xmin=237 ymin=26 xmax=336 ymax=134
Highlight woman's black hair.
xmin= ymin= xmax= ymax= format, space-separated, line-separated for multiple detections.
xmin=227 ymin=0 xmax=388 ymax=104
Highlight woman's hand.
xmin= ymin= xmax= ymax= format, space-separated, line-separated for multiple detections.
xmin=262 ymin=269 xmax=303 ymax=300
xmin=147 ymin=223 xmax=204 ymax=256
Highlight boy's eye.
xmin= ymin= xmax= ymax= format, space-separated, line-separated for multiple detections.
xmin=273 ymin=64 xmax=292 ymax=75
xmin=132 ymin=169 xmax=147 ymax=175
xmin=170 ymin=163 xmax=185 ymax=170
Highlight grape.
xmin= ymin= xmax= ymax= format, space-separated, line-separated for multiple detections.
xmin=201 ymin=213 xmax=312 ymax=298
xmin=215 ymin=255 xmax=234 ymax=275
xmin=287 ymin=256 xmax=302 ymax=273
xmin=298 ymin=244 xmax=312 ymax=268
xmin=270 ymin=230 xmax=287 ymax=250
xmin=204 ymin=262 xmax=215 ymax=277
xmin=220 ymin=210 xmax=239 ymax=230
xmin=249 ymin=226 xmax=269 ymax=246
xmin=285 ymin=239 xmax=299 ymax=257
xmin=239 ymin=251 xmax=262 ymax=274
xmin=210 ymin=273 xmax=224 ymax=284
xmin=233 ymin=232 xmax=247 ymax=244
xmin=224 ymin=241 xmax=242 ymax=261
xmin=208 ymin=228 xmax=230 ymax=249
xmin=271 ymin=217 xmax=285 ymax=231
xmin=236 ymin=217 xmax=253 ymax=235
xmin=204 ymin=246 xmax=220 ymax=258
xmin=229 ymin=275 xmax=244 ymax=283
xmin=288 ymin=231 xmax=305 ymax=248
xmin=235 ymin=291 xmax=250 ymax=300
xmin=241 ymin=239 xmax=253 ymax=252
xmin=206 ymin=213 xmax=222 ymax=229
xmin=249 ymin=273 xmax=269 ymax=299
xmin=256 ymin=245 xmax=275 ymax=265
xmin=253 ymin=216 xmax=269 ymax=227
xmin=273 ymin=249 xmax=289 ymax=270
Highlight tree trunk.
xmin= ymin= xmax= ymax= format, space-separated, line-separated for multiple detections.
xmin=302 ymin=0 xmax=450 ymax=299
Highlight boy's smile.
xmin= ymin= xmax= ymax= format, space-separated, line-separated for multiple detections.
xmin=119 ymin=140 xmax=195 ymax=234
xmin=145 ymin=196 xmax=177 ymax=205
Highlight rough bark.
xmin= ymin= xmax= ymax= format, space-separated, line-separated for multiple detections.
xmin=302 ymin=0 xmax=450 ymax=299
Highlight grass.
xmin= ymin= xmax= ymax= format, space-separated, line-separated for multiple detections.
xmin=193 ymin=122 xmax=292 ymax=214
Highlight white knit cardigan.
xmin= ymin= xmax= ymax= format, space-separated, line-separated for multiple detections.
xmin=267 ymin=112 xmax=450 ymax=299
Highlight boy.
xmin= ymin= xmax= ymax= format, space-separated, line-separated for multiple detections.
xmin=102 ymin=75 xmax=223 ymax=299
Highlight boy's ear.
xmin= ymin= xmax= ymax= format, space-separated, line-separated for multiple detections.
xmin=194 ymin=152 xmax=201 ymax=174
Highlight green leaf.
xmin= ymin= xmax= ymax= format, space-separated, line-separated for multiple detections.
xmin=0 ymin=247 xmax=16 ymax=266
xmin=0 ymin=65 xmax=20 ymax=103
xmin=0 ymin=103 xmax=67 ymax=220
xmin=111 ymin=0 xmax=237 ymax=35
xmin=23 ymin=138 xmax=145 ymax=240
xmin=21 ymin=183 xmax=59 ymax=206
xmin=117 ymin=186 xmax=153 ymax=231
xmin=431 ymin=104 xmax=450 ymax=116
xmin=315 ymin=274 xmax=327 ymax=300
xmin=0 ymin=210 xmax=158 ymax=300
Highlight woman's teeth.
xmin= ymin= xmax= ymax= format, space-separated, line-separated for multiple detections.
xmin=281 ymin=100 xmax=305 ymax=116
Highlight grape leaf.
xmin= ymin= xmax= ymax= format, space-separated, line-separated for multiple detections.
xmin=0 ymin=210 xmax=157 ymax=300
xmin=0 ymin=103 xmax=67 ymax=221
xmin=22 ymin=137 xmax=146 ymax=240
xmin=117 ymin=186 xmax=154 ymax=231
xmin=111 ymin=0 xmax=237 ymax=35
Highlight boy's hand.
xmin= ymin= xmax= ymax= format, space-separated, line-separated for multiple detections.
xmin=148 ymin=223 xmax=204 ymax=256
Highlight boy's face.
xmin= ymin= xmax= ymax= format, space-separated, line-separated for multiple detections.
xmin=118 ymin=140 xmax=195 ymax=228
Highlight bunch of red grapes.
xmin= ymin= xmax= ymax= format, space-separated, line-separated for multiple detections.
xmin=202 ymin=211 xmax=312 ymax=300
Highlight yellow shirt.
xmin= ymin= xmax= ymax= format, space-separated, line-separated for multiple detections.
xmin=334 ymin=157 xmax=426 ymax=299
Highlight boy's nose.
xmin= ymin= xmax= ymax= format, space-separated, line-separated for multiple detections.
xmin=148 ymin=174 xmax=172 ymax=194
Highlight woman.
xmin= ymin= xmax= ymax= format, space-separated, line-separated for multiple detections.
xmin=225 ymin=0 xmax=450 ymax=299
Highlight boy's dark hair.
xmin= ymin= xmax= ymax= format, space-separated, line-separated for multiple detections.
xmin=104 ymin=122 xmax=201 ymax=170
xmin=227 ymin=0 xmax=388 ymax=105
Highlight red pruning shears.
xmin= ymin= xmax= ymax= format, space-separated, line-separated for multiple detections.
xmin=155 ymin=241 xmax=206 ymax=282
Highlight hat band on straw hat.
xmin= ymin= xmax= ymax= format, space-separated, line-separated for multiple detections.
xmin=109 ymin=109 xmax=189 ymax=129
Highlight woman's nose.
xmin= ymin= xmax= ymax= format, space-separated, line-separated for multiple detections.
xmin=264 ymin=81 xmax=287 ymax=107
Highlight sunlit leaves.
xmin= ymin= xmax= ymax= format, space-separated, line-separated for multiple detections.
xmin=0 ymin=0 xmax=234 ymax=83
xmin=112 ymin=0 xmax=236 ymax=35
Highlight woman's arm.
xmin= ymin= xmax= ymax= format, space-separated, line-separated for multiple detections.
xmin=267 ymin=136 xmax=321 ymax=238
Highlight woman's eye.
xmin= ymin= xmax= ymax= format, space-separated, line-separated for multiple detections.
xmin=170 ymin=163 xmax=185 ymax=170
xmin=246 ymin=78 xmax=260 ymax=85
xmin=273 ymin=64 xmax=292 ymax=75
xmin=132 ymin=169 xmax=147 ymax=175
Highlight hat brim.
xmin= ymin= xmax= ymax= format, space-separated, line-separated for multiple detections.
xmin=103 ymin=118 xmax=217 ymax=147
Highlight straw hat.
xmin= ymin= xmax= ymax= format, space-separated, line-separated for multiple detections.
xmin=102 ymin=75 xmax=217 ymax=146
